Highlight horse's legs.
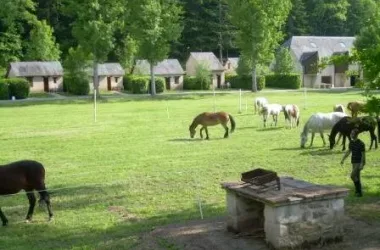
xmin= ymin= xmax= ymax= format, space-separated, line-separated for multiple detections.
xmin=342 ymin=135 xmax=347 ymax=151
xmin=0 ymin=207 xmax=8 ymax=226
xmin=274 ymin=115 xmax=278 ymax=127
xmin=263 ymin=114 xmax=267 ymax=127
xmin=200 ymin=127 xmax=204 ymax=139
xmin=310 ymin=132 xmax=315 ymax=147
xmin=38 ymin=190 xmax=53 ymax=221
xmin=205 ymin=127 xmax=210 ymax=140
xmin=320 ymin=131 xmax=326 ymax=146
xmin=26 ymin=191 xmax=36 ymax=222
xmin=222 ymin=123 xmax=229 ymax=138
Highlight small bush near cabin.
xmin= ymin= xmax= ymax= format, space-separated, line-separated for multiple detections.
xmin=6 ymin=78 xmax=30 ymax=99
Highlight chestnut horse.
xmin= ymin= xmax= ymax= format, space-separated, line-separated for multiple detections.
xmin=189 ymin=111 xmax=236 ymax=139
xmin=347 ymin=101 xmax=365 ymax=118
xmin=0 ymin=160 xmax=53 ymax=226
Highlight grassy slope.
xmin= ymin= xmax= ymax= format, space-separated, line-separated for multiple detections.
xmin=0 ymin=90 xmax=379 ymax=250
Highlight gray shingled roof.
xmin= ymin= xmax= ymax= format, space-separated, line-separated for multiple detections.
xmin=7 ymin=61 xmax=63 ymax=77
xmin=88 ymin=63 xmax=125 ymax=76
xmin=283 ymin=36 xmax=355 ymax=61
xmin=134 ymin=59 xmax=184 ymax=75
xmin=226 ymin=57 xmax=239 ymax=68
xmin=190 ymin=52 xmax=224 ymax=71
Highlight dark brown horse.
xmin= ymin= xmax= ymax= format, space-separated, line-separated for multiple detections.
xmin=329 ymin=116 xmax=378 ymax=151
xmin=189 ymin=111 xmax=236 ymax=139
xmin=0 ymin=160 xmax=53 ymax=226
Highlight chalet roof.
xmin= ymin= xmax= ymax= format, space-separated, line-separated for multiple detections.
xmin=134 ymin=59 xmax=184 ymax=75
xmin=88 ymin=63 xmax=125 ymax=76
xmin=226 ymin=57 xmax=239 ymax=68
xmin=283 ymin=36 xmax=355 ymax=61
xmin=189 ymin=52 xmax=224 ymax=71
xmin=7 ymin=61 xmax=63 ymax=77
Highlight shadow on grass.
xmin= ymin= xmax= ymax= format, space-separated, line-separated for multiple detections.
xmin=238 ymin=126 xmax=258 ymax=130
xmin=299 ymin=148 xmax=342 ymax=156
xmin=168 ymin=138 xmax=202 ymax=142
xmin=256 ymin=126 xmax=284 ymax=131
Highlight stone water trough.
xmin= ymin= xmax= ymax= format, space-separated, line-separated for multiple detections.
xmin=221 ymin=168 xmax=349 ymax=249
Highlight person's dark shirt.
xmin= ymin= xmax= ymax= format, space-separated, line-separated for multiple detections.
xmin=349 ymin=139 xmax=365 ymax=164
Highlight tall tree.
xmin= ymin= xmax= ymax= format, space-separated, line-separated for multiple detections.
xmin=273 ymin=47 xmax=294 ymax=74
xmin=285 ymin=0 xmax=309 ymax=39
xmin=226 ymin=0 xmax=291 ymax=92
xmin=305 ymin=0 xmax=349 ymax=35
xmin=354 ymin=5 xmax=380 ymax=115
xmin=0 ymin=0 xmax=37 ymax=67
xmin=63 ymin=0 xmax=125 ymax=95
xmin=128 ymin=0 xmax=183 ymax=95
xmin=24 ymin=20 xmax=61 ymax=60
xmin=344 ymin=0 xmax=377 ymax=36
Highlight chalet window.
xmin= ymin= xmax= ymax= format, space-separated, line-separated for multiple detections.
xmin=53 ymin=77 xmax=57 ymax=83
xmin=115 ymin=77 xmax=119 ymax=82
xmin=321 ymin=76 xmax=332 ymax=84
xmin=26 ymin=77 xmax=33 ymax=87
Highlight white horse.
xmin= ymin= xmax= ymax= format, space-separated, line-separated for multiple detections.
xmin=254 ymin=97 xmax=268 ymax=114
xmin=283 ymin=104 xmax=300 ymax=128
xmin=300 ymin=112 xmax=347 ymax=148
xmin=261 ymin=103 xmax=283 ymax=127
xmin=333 ymin=104 xmax=345 ymax=113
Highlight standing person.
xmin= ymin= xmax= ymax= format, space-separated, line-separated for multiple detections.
xmin=340 ymin=128 xmax=366 ymax=197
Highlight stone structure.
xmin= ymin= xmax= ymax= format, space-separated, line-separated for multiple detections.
xmin=222 ymin=177 xmax=349 ymax=249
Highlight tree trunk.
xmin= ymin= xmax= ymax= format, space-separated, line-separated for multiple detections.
xmin=251 ymin=65 xmax=258 ymax=92
xmin=150 ymin=62 xmax=156 ymax=96
xmin=93 ymin=61 xmax=100 ymax=97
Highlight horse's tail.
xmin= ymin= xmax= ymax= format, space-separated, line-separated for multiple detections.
xmin=229 ymin=114 xmax=236 ymax=133
xmin=297 ymin=114 xmax=300 ymax=127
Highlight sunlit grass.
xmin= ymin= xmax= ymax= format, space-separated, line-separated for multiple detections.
xmin=0 ymin=90 xmax=379 ymax=249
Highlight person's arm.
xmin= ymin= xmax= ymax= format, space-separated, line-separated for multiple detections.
xmin=341 ymin=149 xmax=351 ymax=165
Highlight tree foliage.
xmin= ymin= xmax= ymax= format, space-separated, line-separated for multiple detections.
xmin=273 ymin=47 xmax=294 ymax=74
xmin=24 ymin=20 xmax=61 ymax=61
xmin=127 ymin=0 xmax=183 ymax=95
xmin=226 ymin=0 xmax=291 ymax=91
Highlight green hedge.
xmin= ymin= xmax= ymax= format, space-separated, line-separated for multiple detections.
xmin=66 ymin=75 xmax=90 ymax=95
xmin=229 ymin=75 xmax=265 ymax=91
xmin=126 ymin=75 xmax=165 ymax=94
xmin=148 ymin=77 xmax=165 ymax=94
xmin=183 ymin=76 xmax=211 ymax=90
xmin=265 ymin=74 xmax=301 ymax=89
xmin=0 ymin=80 xmax=9 ymax=100
xmin=0 ymin=78 xmax=30 ymax=99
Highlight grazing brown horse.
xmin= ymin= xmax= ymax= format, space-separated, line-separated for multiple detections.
xmin=0 ymin=160 xmax=53 ymax=226
xmin=282 ymin=104 xmax=300 ymax=128
xmin=189 ymin=111 xmax=236 ymax=139
xmin=347 ymin=101 xmax=365 ymax=118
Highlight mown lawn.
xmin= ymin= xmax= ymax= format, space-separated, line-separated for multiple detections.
xmin=0 ymin=90 xmax=379 ymax=250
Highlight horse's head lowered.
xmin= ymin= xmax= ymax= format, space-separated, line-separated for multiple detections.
xmin=300 ymin=132 xmax=308 ymax=148
xmin=189 ymin=125 xmax=196 ymax=138
xmin=328 ymin=134 xmax=335 ymax=149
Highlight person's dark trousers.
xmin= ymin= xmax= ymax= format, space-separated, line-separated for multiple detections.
xmin=351 ymin=163 xmax=362 ymax=197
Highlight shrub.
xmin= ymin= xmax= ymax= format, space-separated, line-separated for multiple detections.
xmin=66 ymin=75 xmax=90 ymax=95
xmin=7 ymin=78 xmax=30 ymax=99
xmin=131 ymin=76 xmax=148 ymax=94
xmin=229 ymin=75 xmax=265 ymax=91
xmin=123 ymin=74 xmax=134 ymax=91
xmin=148 ymin=77 xmax=165 ymax=93
xmin=0 ymin=79 xmax=9 ymax=100
xmin=265 ymin=74 xmax=301 ymax=89
xmin=183 ymin=76 xmax=211 ymax=90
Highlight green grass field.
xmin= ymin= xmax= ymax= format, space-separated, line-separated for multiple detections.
xmin=0 ymin=90 xmax=379 ymax=250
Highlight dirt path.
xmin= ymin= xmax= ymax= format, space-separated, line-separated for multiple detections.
xmin=133 ymin=216 xmax=380 ymax=250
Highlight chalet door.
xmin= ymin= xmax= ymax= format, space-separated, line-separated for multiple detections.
xmin=43 ymin=77 xmax=49 ymax=92
xmin=165 ymin=77 xmax=171 ymax=90
xmin=107 ymin=77 xmax=112 ymax=91
xmin=217 ymin=75 xmax=221 ymax=88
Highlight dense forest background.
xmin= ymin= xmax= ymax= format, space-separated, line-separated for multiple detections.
xmin=0 ymin=0 xmax=378 ymax=70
